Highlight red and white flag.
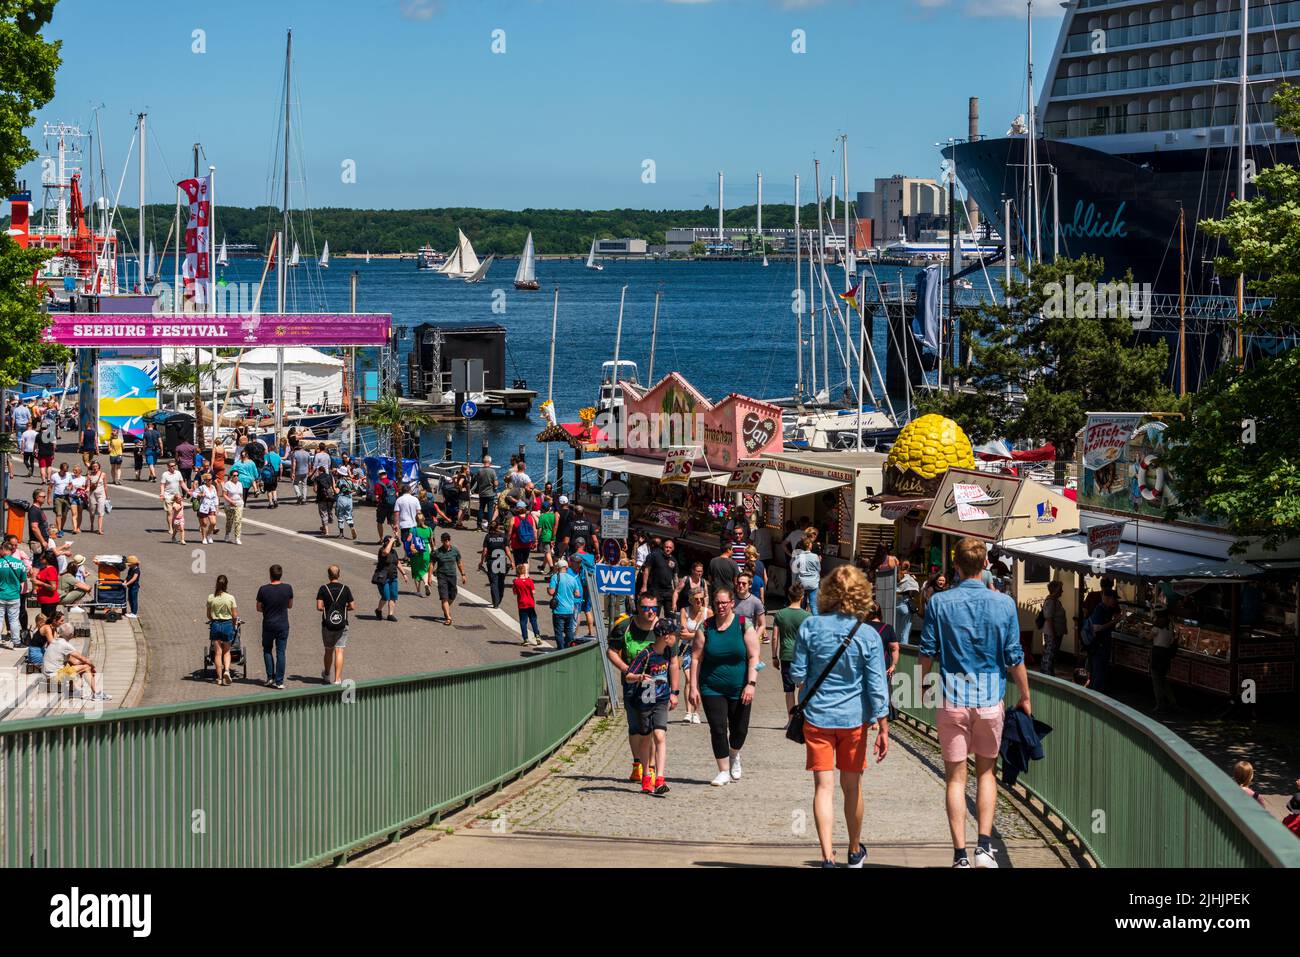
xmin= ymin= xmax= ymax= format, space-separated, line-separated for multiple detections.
xmin=178 ymin=176 xmax=211 ymax=308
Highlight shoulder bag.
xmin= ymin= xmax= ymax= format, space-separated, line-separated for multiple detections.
xmin=786 ymin=620 xmax=863 ymax=745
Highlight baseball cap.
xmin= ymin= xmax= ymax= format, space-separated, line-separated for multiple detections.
xmin=558 ymin=494 xmax=569 ymax=505
xmin=377 ymin=469 xmax=387 ymax=475
xmin=514 ymin=501 xmax=527 ymax=511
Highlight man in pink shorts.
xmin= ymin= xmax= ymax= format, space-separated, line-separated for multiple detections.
xmin=919 ymin=537 xmax=1031 ymax=869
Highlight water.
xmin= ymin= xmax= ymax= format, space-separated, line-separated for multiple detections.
xmin=179 ymin=255 xmax=932 ymax=480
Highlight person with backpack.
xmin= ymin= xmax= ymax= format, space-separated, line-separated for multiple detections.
xmin=407 ymin=511 xmax=434 ymax=596
xmin=316 ymin=565 xmax=356 ymax=685
xmin=313 ymin=466 xmax=338 ymax=537
xmin=333 ymin=465 xmax=358 ymax=539
xmin=372 ymin=469 xmax=398 ymax=541
xmin=260 ymin=446 xmax=282 ymax=509
xmin=509 ymin=500 xmax=538 ymax=568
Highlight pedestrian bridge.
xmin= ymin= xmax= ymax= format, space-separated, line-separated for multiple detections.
xmin=1 ymin=644 xmax=1296 ymax=868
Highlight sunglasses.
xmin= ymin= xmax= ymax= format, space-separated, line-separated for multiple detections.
xmin=716 ymin=598 xmax=734 ymax=605
xmin=640 ymin=605 xmax=659 ymax=613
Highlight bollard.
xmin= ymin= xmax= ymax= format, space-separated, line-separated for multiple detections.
xmin=481 ymin=436 xmax=490 ymax=466
xmin=517 ymin=443 xmax=526 ymax=466
xmin=443 ymin=432 xmax=453 ymax=461
xmin=556 ymin=450 xmax=565 ymax=495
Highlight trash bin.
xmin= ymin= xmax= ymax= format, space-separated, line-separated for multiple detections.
xmin=143 ymin=410 xmax=196 ymax=457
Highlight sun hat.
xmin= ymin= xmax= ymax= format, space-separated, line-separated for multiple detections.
xmin=126 ymin=556 xmax=139 ymax=565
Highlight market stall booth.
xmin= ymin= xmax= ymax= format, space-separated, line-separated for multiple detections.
xmin=566 ymin=373 xmax=784 ymax=567
xmin=996 ymin=412 xmax=1300 ymax=695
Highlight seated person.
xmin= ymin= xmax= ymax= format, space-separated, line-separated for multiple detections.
xmin=59 ymin=556 xmax=93 ymax=607
xmin=40 ymin=610 xmax=110 ymax=701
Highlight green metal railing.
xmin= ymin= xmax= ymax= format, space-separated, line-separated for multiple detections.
xmin=895 ymin=646 xmax=1300 ymax=868
xmin=1 ymin=643 xmax=604 ymax=867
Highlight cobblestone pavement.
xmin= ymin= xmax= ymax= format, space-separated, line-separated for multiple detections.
xmin=6 ymin=459 xmax=534 ymax=706
xmin=365 ymin=673 xmax=1068 ymax=869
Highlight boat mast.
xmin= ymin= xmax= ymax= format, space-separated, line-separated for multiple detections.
xmin=1237 ymin=0 xmax=1249 ymax=360
xmin=648 ymin=288 xmax=661 ymax=384
xmin=846 ymin=136 xmax=863 ymax=448
xmin=814 ymin=159 xmax=829 ymax=395
xmin=137 ymin=112 xmax=146 ymax=293
xmin=717 ymin=171 xmax=724 ymax=254
xmin=276 ymin=29 xmax=292 ymax=443
xmin=795 ymin=172 xmax=802 ymax=399
xmin=1027 ymin=0 xmax=1041 ymax=267
xmin=544 ymin=288 xmax=558 ymax=483
xmin=756 ymin=172 xmax=762 ymax=257
xmin=1179 ymin=205 xmax=1187 ymax=396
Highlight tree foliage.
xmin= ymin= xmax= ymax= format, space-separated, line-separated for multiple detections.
xmin=0 ymin=0 xmax=64 ymax=387
xmin=916 ymin=255 xmax=1176 ymax=463
xmin=1160 ymin=81 xmax=1300 ymax=548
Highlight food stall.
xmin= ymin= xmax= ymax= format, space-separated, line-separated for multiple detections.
xmin=996 ymin=412 xmax=1300 ymax=694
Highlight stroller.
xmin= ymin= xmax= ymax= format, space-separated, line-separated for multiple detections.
xmin=90 ymin=555 xmax=128 ymax=622
xmin=199 ymin=617 xmax=248 ymax=681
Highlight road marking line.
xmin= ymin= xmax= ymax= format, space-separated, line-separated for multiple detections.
xmin=106 ymin=480 xmax=524 ymax=634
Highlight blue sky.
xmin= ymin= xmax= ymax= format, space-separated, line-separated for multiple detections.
xmin=19 ymin=0 xmax=1065 ymax=210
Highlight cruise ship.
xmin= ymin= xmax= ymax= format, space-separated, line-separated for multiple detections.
xmin=949 ymin=0 xmax=1299 ymax=296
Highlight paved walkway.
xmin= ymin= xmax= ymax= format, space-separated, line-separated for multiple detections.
xmin=5 ymin=455 xmax=538 ymax=706
xmin=358 ymin=674 xmax=1070 ymax=869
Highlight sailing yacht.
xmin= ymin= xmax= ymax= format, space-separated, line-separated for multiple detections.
xmin=464 ymin=254 xmax=494 ymax=283
xmin=437 ymin=229 xmax=482 ymax=279
xmin=514 ymin=232 xmax=540 ymax=290
xmin=145 ymin=242 xmax=157 ymax=283
xmin=288 ymin=241 xmax=301 ymax=268
xmin=319 ymin=241 xmax=330 ymax=269
xmin=585 ymin=236 xmax=603 ymax=271
xmin=216 ymin=236 xmax=229 ymax=267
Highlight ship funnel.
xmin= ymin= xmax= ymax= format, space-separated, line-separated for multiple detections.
xmin=967 ymin=97 xmax=980 ymax=232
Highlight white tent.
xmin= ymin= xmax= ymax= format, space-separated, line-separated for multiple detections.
xmin=214 ymin=347 xmax=345 ymax=409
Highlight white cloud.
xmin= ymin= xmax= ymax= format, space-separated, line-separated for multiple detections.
xmin=400 ymin=0 xmax=441 ymax=21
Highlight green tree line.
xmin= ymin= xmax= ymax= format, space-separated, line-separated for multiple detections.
xmin=4 ymin=202 xmax=824 ymax=257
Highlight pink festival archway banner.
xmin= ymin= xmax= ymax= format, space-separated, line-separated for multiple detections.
xmin=43 ymin=312 xmax=392 ymax=348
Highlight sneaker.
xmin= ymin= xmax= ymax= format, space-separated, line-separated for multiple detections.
xmin=628 ymin=761 xmax=644 ymax=782
xmin=653 ymin=780 xmax=670 ymax=796
xmin=973 ymin=846 xmax=999 ymax=869
xmin=321 ymin=669 xmax=330 ymax=682
xmin=821 ymin=859 xmax=837 ymax=869
xmin=728 ymin=754 xmax=743 ymax=780
xmin=641 ymin=774 xmax=654 ymax=794
xmin=274 ymin=682 xmax=285 ymax=690
xmin=265 ymin=678 xmax=277 ymax=688
xmin=681 ymin=713 xmax=693 ymax=724
xmin=388 ymin=615 xmax=399 ymax=622
xmin=691 ymin=712 xmax=701 ymax=724
xmin=235 ymin=538 xmax=242 ymax=545
xmin=375 ymin=607 xmax=384 ymax=620
xmin=952 ymin=856 xmax=971 ymax=869
xmin=710 ymin=770 xmax=731 ymax=787
xmin=847 ymin=844 xmax=868 ymax=868
xmin=91 ymin=691 xmax=111 ymax=701
xmin=126 ymin=613 xmax=138 ymax=619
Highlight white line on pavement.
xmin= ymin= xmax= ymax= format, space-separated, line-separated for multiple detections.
xmin=106 ymin=479 xmax=524 ymax=635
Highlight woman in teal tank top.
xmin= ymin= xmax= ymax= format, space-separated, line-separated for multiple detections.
xmin=689 ymin=587 xmax=760 ymax=787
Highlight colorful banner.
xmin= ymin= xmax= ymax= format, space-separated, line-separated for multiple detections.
xmin=1087 ymin=520 xmax=1126 ymax=559
xmin=1081 ymin=413 xmax=1144 ymax=470
xmin=178 ymin=176 xmax=211 ymax=308
xmin=97 ymin=359 xmax=159 ymax=440
xmin=727 ymin=459 xmax=765 ymax=492
xmin=44 ymin=313 xmax=391 ymax=348
xmin=661 ymin=446 xmax=700 ymax=485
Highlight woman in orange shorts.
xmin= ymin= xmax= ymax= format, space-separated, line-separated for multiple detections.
xmin=789 ymin=565 xmax=891 ymax=869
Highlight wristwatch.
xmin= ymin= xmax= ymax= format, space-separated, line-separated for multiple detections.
xmin=746 ymin=680 xmax=757 ymax=687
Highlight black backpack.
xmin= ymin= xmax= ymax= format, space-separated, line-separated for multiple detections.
xmin=321 ymin=583 xmax=348 ymax=630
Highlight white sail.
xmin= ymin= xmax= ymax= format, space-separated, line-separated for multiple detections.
xmin=216 ymin=236 xmax=229 ymax=266
xmin=146 ymin=242 xmax=156 ymax=279
xmin=465 ymin=254 xmax=494 ymax=283
xmin=365 ymin=250 xmax=371 ymax=263
xmin=586 ymin=236 xmax=602 ymax=270
xmin=457 ymin=230 xmax=481 ymax=277
xmin=436 ymin=239 xmax=461 ymax=275
xmin=289 ymin=242 xmax=301 ymax=267
xmin=319 ymin=241 xmax=330 ymax=268
xmin=514 ymin=232 xmax=536 ymax=285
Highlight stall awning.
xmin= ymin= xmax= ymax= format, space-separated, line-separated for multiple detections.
xmin=999 ymin=534 xmax=1262 ymax=582
xmin=575 ymin=453 xmax=719 ymax=480
xmin=706 ymin=469 xmax=846 ymax=499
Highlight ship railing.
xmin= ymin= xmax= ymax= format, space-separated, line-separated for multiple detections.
xmin=1065 ymin=0 xmax=1300 ymax=55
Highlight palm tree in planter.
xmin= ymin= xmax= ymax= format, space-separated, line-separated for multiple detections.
xmin=160 ymin=358 xmax=221 ymax=442
xmin=357 ymin=395 xmax=432 ymax=460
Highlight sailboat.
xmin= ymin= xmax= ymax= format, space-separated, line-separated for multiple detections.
xmin=288 ymin=241 xmax=301 ymax=268
xmin=319 ymin=241 xmax=330 ymax=269
xmin=145 ymin=242 xmax=157 ymax=283
xmin=464 ymin=254 xmax=494 ymax=283
xmin=437 ymin=228 xmax=481 ymax=279
xmin=216 ymin=236 xmax=229 ymax=267
xmin=585 ymin=236 xmax=603 ymax=271
xmin=365 ymin=250 xmax=371 ymax=264
xmin=514 ymin=232 xmax=539 ymax=290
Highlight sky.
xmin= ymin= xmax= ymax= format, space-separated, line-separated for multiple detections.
xmin=18 ymin=0 xmax=1066 ymax=211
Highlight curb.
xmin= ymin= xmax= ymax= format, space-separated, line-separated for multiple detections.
xmin=120 ymin=615 xmax=149 ymax=710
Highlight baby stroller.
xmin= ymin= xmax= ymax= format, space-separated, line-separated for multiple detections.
xmin=90 ymin=555 xmax=128 ymax=622
xmin=198 ymin=617 xmax=248 ymax=681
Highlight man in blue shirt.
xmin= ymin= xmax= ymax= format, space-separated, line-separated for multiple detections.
xmin=547 ymin=555 xmax=584 ymax=649
xmin=919 ymin=537 xmax=1031 ymax=870
xmin=141 ymin=424 xmax=163 ymax=480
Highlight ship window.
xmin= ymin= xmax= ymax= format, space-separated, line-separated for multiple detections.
xmin=1192 ymin=2 xmax=1205 ymax=16
xmin=1129 ymin=11 xmax=1141 ymax=27
xmin=1148 ymin=8 xmax=1163 ymax=22
xmin=1149 ymin=52 xmax=1163 ymax=68
xmin=1291 ymin=34 xmax=1300 ymax=52
xmin=1108 ymin=14 xmax=1121 ymax=29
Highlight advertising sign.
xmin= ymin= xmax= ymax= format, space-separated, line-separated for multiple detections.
xmin=97 ymin=359 xmax=159 ymax=440
xmin=661 ymin=446 xmax=700 ymax=485
xmin=922 ymin=467 xmax=1021 ymax=542
xmin=728 ymin=459 xmax=765 ymax=492
xmin=1082 ymin=413 xmax=1144 ymax=470
xmin=44 ymin=313 xmax=392 ymax=348
xmin=1087 ymin=521 xmax=1126 ymax=559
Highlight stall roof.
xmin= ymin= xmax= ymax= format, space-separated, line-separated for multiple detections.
xmin=575 ymin=453 xmax=720 ymax=480
xmin=705 ymin=469 xmax=846 ymax=499
xmin=1000 ymin=534 xmax=1262 ymax=582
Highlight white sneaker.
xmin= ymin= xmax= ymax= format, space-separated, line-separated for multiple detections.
xmin=973 ymin=846 xmax=999 ymax=869
xmin=126 ymin=613 xmax=138 ymax=619
xmin=691 ymin=712 xmax=701 ymax=724
xmin=728 ymin=754 xmax=743 ymax=780
xmin=710 ymin=771 xmax=731 ymax=787
xmin=235 ymin=538 xmax=242 ymax=545
xmin=681 ymin=713 xmax=693 ymax=724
